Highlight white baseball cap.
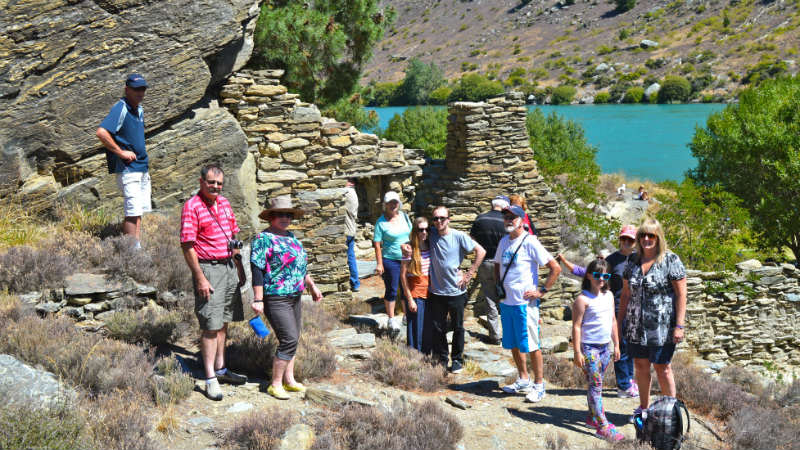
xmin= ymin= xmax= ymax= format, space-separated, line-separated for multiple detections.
xmin=383 ymin=191 xmax=401 ymax=204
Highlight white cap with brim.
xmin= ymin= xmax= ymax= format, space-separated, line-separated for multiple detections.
xmin=383 ymin=191 xmax=401 ymax=205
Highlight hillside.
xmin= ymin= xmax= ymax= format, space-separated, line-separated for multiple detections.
xmin=367 ymin=0 xmax=799 ymax=101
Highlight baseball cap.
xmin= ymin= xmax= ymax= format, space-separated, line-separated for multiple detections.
xmin=383 ymin=191 xmax=401 ymax=204
xmin=619 ymin=224 xmax=637 ymax=240
xmin=503 ymin=205 xmax=526 ymax=218
xmin=125 ymin=73 xmax=148 ymax=88
xmin=492 ymin=195 xmax=510 ymax=209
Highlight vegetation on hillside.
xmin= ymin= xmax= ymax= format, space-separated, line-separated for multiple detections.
xmin=381 ymin=106 xmax=447 ymax=158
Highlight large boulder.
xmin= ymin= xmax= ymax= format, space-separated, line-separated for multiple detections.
xmin=0 ymin=0 xmax=259 ymax=214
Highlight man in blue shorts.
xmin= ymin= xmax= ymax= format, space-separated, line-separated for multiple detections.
xmin=96 ymin=74 xmax=151 ymax=248
xmin=495 ymin=205 xmax=561 ymax=402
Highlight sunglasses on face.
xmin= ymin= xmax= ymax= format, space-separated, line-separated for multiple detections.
xmin=204 ymin=179 xmax=223 ymax=187
xmin=640 ymin=233 xmax=658 ymax=240
xmin=432 ymin=216 xmax=448 ymax=222
xmin=275 ymin=212 xmax=294 ymax=219
xmin=620 ymin=236 xmax=635 ymax=243
xmin=592 ymin=272 xmax=611 ymax=281
xmin=417 ymin=227 xmax=429 ymax=233
xmin=503 ymin=215 xmax=518 ymax=221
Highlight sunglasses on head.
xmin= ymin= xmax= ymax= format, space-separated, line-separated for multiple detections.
xmin=640 ymin=232 xmax=658 ymax=240
xmin=432 ymin=216 xmax=448 ymax=222
xmin=592 ymin=272 xmax=611 ymax=281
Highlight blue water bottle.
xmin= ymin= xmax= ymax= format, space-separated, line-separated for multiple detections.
xmin=249 ymin=316 xmax=270 ymax=338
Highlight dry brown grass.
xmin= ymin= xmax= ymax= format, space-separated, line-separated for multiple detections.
xmin=541 ymin=354 xmax=617 ymax=389
xmin=105 ymin=307 xmax=185 ymax=346
xmin=225 ymin=408 xmax=297 ymax=450
xmin=311 ymin=400 xmax=463 ymax=450
xmin=226 ymin=310 xmax=338 ymax=382
xmin=364 ymin=338 xmax=447 ymax=392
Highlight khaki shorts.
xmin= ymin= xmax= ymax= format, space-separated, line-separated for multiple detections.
xmin=194 ymin=260 xmax=244 ymax=331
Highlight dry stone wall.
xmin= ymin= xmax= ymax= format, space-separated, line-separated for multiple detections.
xmin=220 ymin=70 xmax=424 ymax=302
xmin=685 ymin=260 xmax=800 ymax=373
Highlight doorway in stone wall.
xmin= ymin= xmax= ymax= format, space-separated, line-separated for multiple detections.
xmin=350 ymin=174 xmax=392 ymax=263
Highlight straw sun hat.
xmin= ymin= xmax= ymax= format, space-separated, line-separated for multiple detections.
xmin=258 ymin=194 xmax=305 ymax=221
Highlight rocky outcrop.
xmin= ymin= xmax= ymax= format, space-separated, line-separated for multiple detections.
xmin=1 ymin=0 xmax=259 ymax=221
xmin=0 ymin=354 xmax=76 ymax=408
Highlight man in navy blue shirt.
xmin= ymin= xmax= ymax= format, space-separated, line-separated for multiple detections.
xmin=96 ymin=74 xmax=151 ymax=247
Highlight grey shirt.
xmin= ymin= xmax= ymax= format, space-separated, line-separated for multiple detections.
xmin=344 ymin=187 xmax=358 ymax=237
xmin=428 ymin=228 xmax=476 ymax=296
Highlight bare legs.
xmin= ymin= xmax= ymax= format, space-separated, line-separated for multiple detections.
xmin=123 ymin=215 xmax=141 ymax=241
xmin=634 ymin=357 xmax=676 ymax=409
xmin=511 ymin=349 xmax=543 ymax=384
xmin=200 ymin=323 xmax=228 ymax=379
xmin=271 ymin=356 xmax=298 ymax=388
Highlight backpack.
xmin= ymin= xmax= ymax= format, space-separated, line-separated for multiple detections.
xmin=634 ymin=396 xmax=691 ymax=450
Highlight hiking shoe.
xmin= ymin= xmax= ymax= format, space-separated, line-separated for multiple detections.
xmin=629 ymin=406 xmax=644 ymax=423
xmin=217 ymin=369 xmax=247 ymax=385
xmin=267 ymin=384 xmax=290 ymax=400
xmin=205 ymin=378 xmax=223 ymax=401
xmin=525 ymin=387 xmax=546 ymax=403
xmin=502 ymin=377 xmax=533 ymax=394
xmin=450 ymin=360 xmax=464 ymax=374
xmin=618 ymin=383 xmax=639 ymax=398
xmin=596 ymin=424 xmax=625 ymax=442
xmin=283 ymin=382 xmax=306 ymax=393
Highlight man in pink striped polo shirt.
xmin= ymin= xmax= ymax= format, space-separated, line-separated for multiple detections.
xmin=180 ymin=164 xmax=247 ymax=401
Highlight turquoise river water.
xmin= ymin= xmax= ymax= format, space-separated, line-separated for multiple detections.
xmin=370 ymin=104 xmax=727 ymax=182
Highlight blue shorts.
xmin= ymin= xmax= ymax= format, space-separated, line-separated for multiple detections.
xmin=629 ymin=342 xmax=676 ymax=364
xmin=499 ymin=302 xmax=540 ymax=353
xmin=382 ymin=258 xmax=402 ymax=302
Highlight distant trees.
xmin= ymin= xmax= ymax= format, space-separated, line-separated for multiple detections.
xmin=447 ymin=73 xmax=504 ymax=102
xmin=550 ymin=85 xmax=576 ymax=105
xmin=615 ymin=0 xmax=636 ymax=12
xmin=395 ymin=58 xmax=445 ymax=105
xmin=689 ymin=76 xmax=800 ymax=258
xmin=658 ymin=75 xmax=691 ymax=103
xmin=382 ymin=107 xmax=448 ymax=158
xmin=251 ymin=0 xmax=395 ymax=106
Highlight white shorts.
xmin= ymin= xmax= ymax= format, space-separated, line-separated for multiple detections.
xmin=116 ymin=171 xmax=152 ymax=217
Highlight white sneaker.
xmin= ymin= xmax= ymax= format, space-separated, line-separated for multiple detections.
xmin=525 ymin=386 xmax=546 ymax=403
xmin=502 ymin=378 xmax=533 ymax=394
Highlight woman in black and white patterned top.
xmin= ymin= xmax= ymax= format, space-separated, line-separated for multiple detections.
xmin=618 ymin=219 xmax=687 ymax=419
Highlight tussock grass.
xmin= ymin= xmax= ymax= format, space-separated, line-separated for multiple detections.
xmin=153 ymin=357 xmax=195 ymax=407
xmin=226 ymin=304 xmax=338 ymax=381
xmin=105 ymin=307 xmax=185 ymax=346
xmin=312 ymin=400 xmax=463 ymax=450
xmin=364 ymin=338 xmax=446 ymax=392
xmin=541 ymin=354 xmax=616 ymax=389
xmin=0 ymin=396 xmax=89 ymax=450
xmin=225 ymin=408 xmax=297 ymax=450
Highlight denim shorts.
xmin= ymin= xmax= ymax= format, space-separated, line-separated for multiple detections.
xmin=628 ymin=342 xmax=676 ymax=364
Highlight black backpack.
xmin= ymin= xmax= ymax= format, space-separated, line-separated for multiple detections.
xmin=634 ymin=396 xmax=691 ymax=450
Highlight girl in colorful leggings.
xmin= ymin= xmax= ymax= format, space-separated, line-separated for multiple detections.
xmin=572 ymin=259 xmax=624 ymax=442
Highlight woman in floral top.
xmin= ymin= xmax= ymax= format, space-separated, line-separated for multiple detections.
xmin=251 ymin=195 xmax=323 ymax=400
xmin=618 ymin=219 xmax=687 ymax=419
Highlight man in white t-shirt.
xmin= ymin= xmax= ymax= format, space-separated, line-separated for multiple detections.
xmin=495 ymin=205 xmax=561 ymax=402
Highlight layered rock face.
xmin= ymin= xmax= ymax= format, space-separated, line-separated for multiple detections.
xmin=1 ymin=0 xmax=259 ymax=226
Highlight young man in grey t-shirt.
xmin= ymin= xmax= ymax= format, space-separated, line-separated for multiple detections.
xmin=426 ymin=206 xmax=486 ymax=373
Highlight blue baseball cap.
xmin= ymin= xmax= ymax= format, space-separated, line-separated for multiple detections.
xmin=125 ymin=73 xmax=148 ymax=88
xmin=494 ymin=195 xmax=510 ymax=204
xmin=503 ymin=205 xmax=526 ymax=218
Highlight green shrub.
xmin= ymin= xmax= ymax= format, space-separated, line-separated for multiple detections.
xmin=364 ymin=339 xmax=447 ymax=392
xmin=529 ymin=67 xmax=548 ymax=80
xmin=608 ymin=82 xmax=631 ymax=103
xmin=743 ymin=57 xmax=788 ymax=85
xmin=550 ymin=85 xmax=576 ymax=104
xmin=658 ymin=75 xmax=691 ymax=102
xmin=152 ymin=357 xmax=195 ymax=406
xmin=593 ymin=91 xmax=611 ymax=103
xmin=428 ymin=86 xmax=452 ymax=105
xmin=395 ymin=58 xmax=446 ymax=105
xmin=622 ymin=86 xmax=645 ymax=103
xmin=321 ymin=95 xmax=378 ymax=130
xmin=448 ymin=73 xmax=504 ymax=102
xmin=381 ymin=106 xmax=448 ymax=159
xmin=618 ymin=28 xmax=630 ymax=40
xmin=364 ymin=81 xmax=400 ymax=106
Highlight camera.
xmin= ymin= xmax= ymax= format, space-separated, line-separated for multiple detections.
xmin=228 ymin=239 xmax=243 ymax=250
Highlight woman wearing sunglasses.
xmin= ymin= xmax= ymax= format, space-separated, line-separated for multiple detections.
xmin=618 ymin=219 xmax=687 ymax=420
xmin=400 ymin=217 xmax=431 ymax=352
xmin=250 ymin=195 xmax=324 ymax=400
xmin=572 ymin=259 xmax=624 ymax=442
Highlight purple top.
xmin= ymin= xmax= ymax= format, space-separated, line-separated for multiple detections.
xmin=572 ymin=265 xmax=586 ymax=277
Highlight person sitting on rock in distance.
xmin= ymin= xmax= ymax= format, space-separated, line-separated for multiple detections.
xmin=557 ymin=224 xmax=640 ymax=399
xmin=373 ymin=191 xmax=412 ymax=332
xmin=572 ymin=259 xmax=624 ymax=442
xmin=425 ymin=206 xmax=486 ymax=373
xmin=180 ymin=164 xmax=247 ymax=401
xmin=250 ymin=195 xmax=323 ymax=400
xmin=619 ymin=219 xmax=687 ymax=422
xmin=497 ymin=205 xmax=561 ymax=402
xmin=400 ymin=217 xmax=431 ymax=352
xmin=508 ymin=194 xmax=536 ymax=235
xmin=469 ymin=195 xmax=511 ymax=345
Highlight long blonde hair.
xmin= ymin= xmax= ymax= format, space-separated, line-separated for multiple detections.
xmin=408 ymin=217 xmax=429 ymax=277
xmin=509 ymin=194 xmax=527 ymax=210
xmin=635 ymin=218 xmax=668 ymax=263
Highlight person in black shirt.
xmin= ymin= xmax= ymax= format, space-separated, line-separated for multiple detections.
xmin=469 ymin=195 xmax=511 ymax=344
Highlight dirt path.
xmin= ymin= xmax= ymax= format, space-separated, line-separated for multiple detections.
xmin=151 ymin=275 xmax=722 ymax=450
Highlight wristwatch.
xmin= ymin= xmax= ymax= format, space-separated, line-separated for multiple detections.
xmin=233 ymin=253 xmax=242 ymax=261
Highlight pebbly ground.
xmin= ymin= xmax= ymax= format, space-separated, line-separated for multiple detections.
xmin=150 ymin=275 xmax=723 ymax=450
